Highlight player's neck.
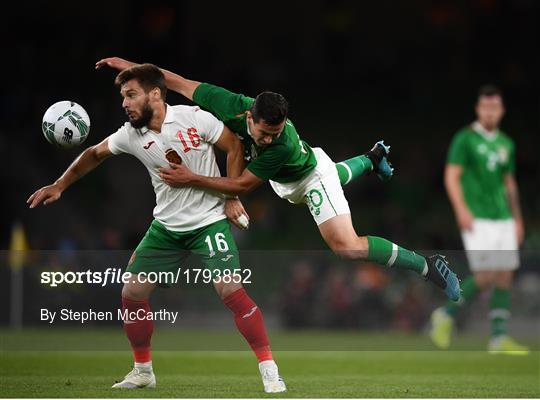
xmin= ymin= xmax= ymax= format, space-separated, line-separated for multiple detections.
xmin=147 ymin=103 xmax=167 ymax=133
xmin=476 ymin=120 xmax=498 ymax=134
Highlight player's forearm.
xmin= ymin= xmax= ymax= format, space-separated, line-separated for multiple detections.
xmin=444 ymin=171 xmax=469 ymax=214
xmin=225 ymin=143 xmax=245 ymax=179
xmin=160 ymin=68 xmax=200 ymax=101
xmin=191 ymin=175 xmax=250 ymax=196
xmin=55 ymin=146 xmax=105 ymax=191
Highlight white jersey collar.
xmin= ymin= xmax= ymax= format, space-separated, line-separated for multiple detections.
xmin=472 ymin=121 xmax=498 ymax=141
xmin=246 ymin=117 xmax=255 ymax=139
xmin=137 ymin=104 xmax=172 ymax=134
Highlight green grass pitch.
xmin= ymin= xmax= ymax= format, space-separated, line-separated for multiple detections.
xmin=1 ymin=329 xmax=538 ymax=398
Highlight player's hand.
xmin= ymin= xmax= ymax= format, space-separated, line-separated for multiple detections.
xmin=456 ymin=208 xmax=473 ymax=231
xmin=225 ymin=198 xmax=250 ymax=230
xmin=27 ymin=184 xmax=62 ymax=208
xmin=95 ymin=57 xmax=136 ymax=71
xmin=515 ymin=218 xmax=525 ymax=245
xmin=158 ymin=163 xmax=194 ymax=187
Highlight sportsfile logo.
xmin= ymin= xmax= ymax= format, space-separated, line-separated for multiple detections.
xmin=40 ymin=267 xmax=253 ymax=287
xmin=40 ymin=268 xmax=171 ymax=287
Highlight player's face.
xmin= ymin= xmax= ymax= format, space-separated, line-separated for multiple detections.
xmin=476 ymin=95 xmax=505 ymax=131
xmin=120 ymin=79 xmax=154 ymax=129
xmin=247 ymin=114 xmax=286 ymax=146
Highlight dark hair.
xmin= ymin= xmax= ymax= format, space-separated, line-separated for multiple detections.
xmin=115 ymin=63 xmax=167 ymax=100
xmin=478 ymin=84 xmax=502 ymax=98
xmin=251 ymin=91 xmax=288 ymax=125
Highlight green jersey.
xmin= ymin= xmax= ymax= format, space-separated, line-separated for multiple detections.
xmin=193 ymin=83 xmax=317 ymax=183
xmin=447 ymin=123 xmax=516 ymax=219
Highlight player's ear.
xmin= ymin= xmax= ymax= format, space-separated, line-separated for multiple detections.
xmin=150 ymin=87 xmax=161 ymax=100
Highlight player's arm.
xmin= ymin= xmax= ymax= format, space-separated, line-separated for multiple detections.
xmin=192 ymin=169 xmax=263 ymax=196
xmin=95 ymin=57 xmax=200 ymax=101
xmin=213 ymin=126 xmax=252 ymax=228
xmin=214 ymin=126 xmax=245 ymax=179
xmin=160 ymin=140 xmax=288 ymax=195
xmin=444 ymin=164 xmax=473 ymax=230
xmin=160 ymin=163 xmax=263 ymax=196
xmin=504 ymin=173 xmax=525 ymax=244
xmin=27 ymin=139 xmax=113 ymax=208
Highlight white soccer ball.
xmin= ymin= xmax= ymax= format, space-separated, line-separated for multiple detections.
xmin=42 ymin=101 xmax=91 ymax=148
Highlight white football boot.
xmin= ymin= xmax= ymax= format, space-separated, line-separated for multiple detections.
xmin=259 ymin=360 xmax=286 ymax=393
xmin=111 ymin=366 xmax=156 ymax=389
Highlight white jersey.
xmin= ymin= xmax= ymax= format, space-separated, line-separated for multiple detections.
xmin=107 ymin=104 xmax=226 ymax=232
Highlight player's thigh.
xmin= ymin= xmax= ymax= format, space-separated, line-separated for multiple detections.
xmin=127 ymin=220 xmax=189 ymax=288
xmin=304 ymin=169 xmax=350 ymax=227
xmin=318 ymin=214 xmax=368 ymax=259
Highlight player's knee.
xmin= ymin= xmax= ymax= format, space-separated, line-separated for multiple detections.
xmin=215 ymin=281 xmax=243 ymax=299
xmin=494 ymin=271 xmax=513 ymax=289
xmin=474 ymin=272 xmax=495 ymax=290
xmin=122 ymin=280 xmax=151 ymax=301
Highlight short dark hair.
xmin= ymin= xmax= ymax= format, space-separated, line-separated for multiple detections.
xmin=115 ymin=63 xmax=167 ymax=100
xmin=251 ymin=91 xmax=288 ymax=125
xmin=478 ymin=84 xmax=502 ymax=98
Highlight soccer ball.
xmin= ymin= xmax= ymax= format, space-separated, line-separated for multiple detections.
xmin=42 ymin=101 xmax=91 ymax=148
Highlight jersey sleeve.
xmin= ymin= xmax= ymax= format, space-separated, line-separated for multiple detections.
xmin=247 ymin=144 xmax=292 ymax=181
xmin=504 ymin=139 xmax=516 ymax=175
xmin=107 ymin=124 xmax=130 ymax=155
xmin=193 ymin=83 xmax=253 ymax=122
xmin=193 ymin=108 xmax=224 ymax=144
xmin=447 ymin=131 xmax=468 ymax=166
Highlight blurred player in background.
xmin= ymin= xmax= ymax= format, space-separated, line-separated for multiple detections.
xmin=27 ymin=64 xmax=287 ymax=392
xmin=430 ymin=85 xmax=529 ymax=355
xmin=97 ymin=57 xmax=461 ymax=302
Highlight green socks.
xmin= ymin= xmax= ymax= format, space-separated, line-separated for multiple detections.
xmin=445 ymin=276 xmax=480 ymax=316
xmin=336 ymin=155 xmax=373 ymax=185
xmin=443 ymin=278 xmax=510 ymax=338
xmin=490 ymin=288 xmax=510 ymax=337
xmin=367 ymin=236 xmax=427 ymax=275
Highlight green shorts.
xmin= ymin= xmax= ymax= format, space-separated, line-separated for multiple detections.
xmin=127 ymin=218 xmax=240 ymax=287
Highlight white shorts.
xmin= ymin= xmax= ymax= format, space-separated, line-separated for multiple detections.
xmin=461 ymin=219 xmax=519 ymax=271
xmin=269 ymin=148 xmax=350 ymax=225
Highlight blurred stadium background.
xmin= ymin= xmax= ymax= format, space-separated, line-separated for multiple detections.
xmin=1 ymin=1 xmax=539 ymax=340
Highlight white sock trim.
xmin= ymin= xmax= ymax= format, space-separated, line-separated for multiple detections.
xmin=337 ymin=162 xmax=353 ymax=185
xmin=421 ymin=260 xmax=428 ymax=276
xmin=489 ymin=309 xmax=511 ymax=320
xmin=135 ymin=361 xmax=153 ymax=370
xmin=386 ymin=243 xmax=398 ymax=267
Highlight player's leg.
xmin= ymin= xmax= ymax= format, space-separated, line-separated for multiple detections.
xmin=297 ymin=148 xmax=460 ymax=300
xmin=112 ymin=278 xmax=157 ymax=389
xmin=336 ymin=140 xmax=393 ymax=185
xmin=214 ymin=280 xmax=286 ymax=393
xmin=430 ymin=271 xmax=490 ymax=349
xmin=112 ymin=220 xmax=186 ymax=389
xmin=317 ymin=214 xmax=460 ymax=300
xmin=488 ymin=270 xmax=529 ymax=355
xmin=190 ymin=219 xmax=286 ymax=393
